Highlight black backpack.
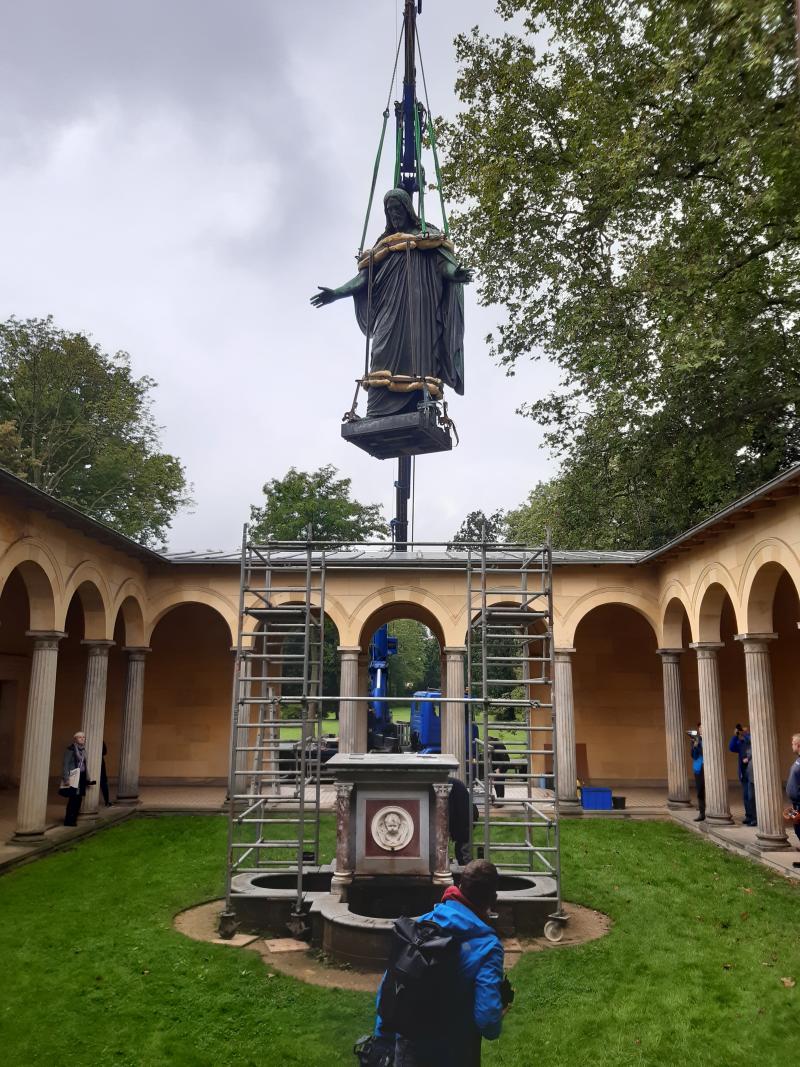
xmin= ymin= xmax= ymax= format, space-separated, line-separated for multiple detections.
xmin=377 ymin=916 xmax=466 ymax=1040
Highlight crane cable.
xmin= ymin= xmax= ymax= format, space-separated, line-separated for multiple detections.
xmin=358 ymin=28 xmax=404 ymax=258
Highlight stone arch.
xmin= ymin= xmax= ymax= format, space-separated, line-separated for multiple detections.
xmin=572 ymin=600 xmax=664 ymax=785
xmin=61 ymin=563 xmax=112 ymax=639
xmin=268 ymin=590 xmax=348 ymax=648
xmin=143 ymin=600 xmax=236 ymax=782
xmin=740 ymin=540 xmax=800 ymax=632
xmin=691 ymin=564 xmax=742 ymax=642
xmin=0 ymin=541 xmax=60 ymax=630
xmin=661 ymin=591 xmax=693 ymax=648
xmin=696 ymin=581 xmax=739 ymax=644
xmin=113 ymin=594 xmax=146 ymax=647
xmin=561 ymin=587 xmax=660 ymax=647
xmin=146 ymin=588 xmax=237 ymax=645
xmin=356 ymin=598 xmax=447 ymax=653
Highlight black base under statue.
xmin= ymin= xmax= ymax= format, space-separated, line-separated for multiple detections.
xmin=341 ymin=406 xmax=452 ymax=459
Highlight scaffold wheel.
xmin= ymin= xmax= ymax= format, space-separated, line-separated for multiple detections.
xmin=544 ymin=919 xmax=565 ymax=943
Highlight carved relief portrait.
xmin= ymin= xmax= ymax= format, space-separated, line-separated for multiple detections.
xmin=371 ymin=805 xmax=414 ymax=852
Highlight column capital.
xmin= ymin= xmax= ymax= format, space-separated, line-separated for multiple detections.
xmin=690 ymin=642 xmax=724 ymax=657
xmin=337 ymin=645 xmax=361 ymax=658
xmin=657 ymin=647 xmax=684 ymax=659
xmin=25 ymin=630 xmax=66 ymax=648
xmin=735 ymin=633 xmax=778 ymax=648
xmin=123 ymin=646 xmax=151 ymax=658
xmin=554 ymin=647 xmax=576 ymax=659
xmin=81 ymin=639 xmax=115 ymax=654
xmin=443 ymin=645 xmax=467 ymax=656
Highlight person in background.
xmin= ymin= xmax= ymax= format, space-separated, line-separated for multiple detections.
xmin=786 ymin=732 xmax=800 ymax=870
xmin=690 ymin=724 xmax=705 ymax=822
xmin=729 ymin=724 xmax=756 ymax=826
xmin=99 ymin=740 xmax=112 ymax=807
xmin=61 ymin=731 xmax=95 ymax=827
xmin=489 ymin=737 xmax=510 ymax=806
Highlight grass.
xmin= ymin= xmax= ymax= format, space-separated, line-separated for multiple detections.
xmin=1 ymin=817 xmax=797 ymax=1065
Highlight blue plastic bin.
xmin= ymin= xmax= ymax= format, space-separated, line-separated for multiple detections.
xmin=580 ymin=786 xmax=613 ymax=810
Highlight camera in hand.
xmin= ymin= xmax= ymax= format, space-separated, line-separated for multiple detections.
xmin=500 ymin=975 xmax=515 ymax=1008
xmin=686 ymin=730 xmax=698 ymax=739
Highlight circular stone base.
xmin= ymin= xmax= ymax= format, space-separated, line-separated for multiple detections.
xmin=174 ymin=899 xmax=611 ymax=992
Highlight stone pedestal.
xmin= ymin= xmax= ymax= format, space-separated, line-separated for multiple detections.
xmin=657 ymin=649 xmax=691 ymax=808
xmin=80 ymin=640 xmax=114 ymax=818
xmin=554 ymin=649 xmax=581 ymax=811
xmin=338 ymin=647 xmax=362 ymax=754
xmin=327 ymin=753 xmax=458 ymax=899
xmin=13 ymin=631 xmax=65 ymax=840
xmin=735 ymin=634 xmax=789 ymax=851
xmin=443 ymin=646 xmax=467 ymax=781
xmin=117 ymin=647 xmax=149 ymax=803
xmin=690 ymin=643 xmax=732 ymax=824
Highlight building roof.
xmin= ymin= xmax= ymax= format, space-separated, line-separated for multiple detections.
xmin=3 ymin=461 xmax=798 ymax=572
xmin=0 ymin=466 xmax=169 ymax=566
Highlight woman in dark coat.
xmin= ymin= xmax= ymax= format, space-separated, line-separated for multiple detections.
xmin=61 ymin=731 xmax=93 ymax=826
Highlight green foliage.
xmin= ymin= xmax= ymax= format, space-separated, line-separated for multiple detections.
xmin=443 ymin=1 xmax=800 ymax=549
xmin=249 ymin=464 xmax=388 ymax=544
xmin=1 ymin=817 xmax=798 ymax=1064
xmin=0 ymin=316 xmax=191 ymax=546
xmin=386 ymin=619 xmax=436 ymax=696
xmin=450 ymin=508 xmax=508 ymax=546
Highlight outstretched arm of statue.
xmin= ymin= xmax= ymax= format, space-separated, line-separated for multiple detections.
xmin=437 ymin=258 xmax=474 ymax=285
xmin=310 ymin=270 xmax=368 ymax=308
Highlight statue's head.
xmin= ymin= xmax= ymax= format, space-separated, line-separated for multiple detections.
xmin=383 ymin=188 xmax=419 ymax=234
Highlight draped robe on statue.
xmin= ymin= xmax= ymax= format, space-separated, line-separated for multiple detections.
xmin=353 ymin=226 xmax=465 ymax=418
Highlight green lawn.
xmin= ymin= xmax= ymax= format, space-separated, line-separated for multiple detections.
xmin=1 ymin=816 xmax=797 ymax=1065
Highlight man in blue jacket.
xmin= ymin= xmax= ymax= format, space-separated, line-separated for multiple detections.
xmin=729 ymin=724 xmax=756 ymax=826
xmin=787 ymin=732 xmax=800 ymax=869
xmin=375 ymin=859 xmax=506 ymax=1066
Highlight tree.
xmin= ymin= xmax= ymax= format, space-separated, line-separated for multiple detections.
xmin=0 ymin=316 xmax=191 ymax=546
xmin=449 ymin=508 xmax=508 ymax=546
xmin=443 ymin=0 xmax=800 ymax=548
xmin=387 ymin=620 xmax=433 ymax=697
xmin=249 ymin=465 xmax=388 ymax=543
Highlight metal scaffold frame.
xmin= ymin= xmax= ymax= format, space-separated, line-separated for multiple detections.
xmin=222 ymin=531 xmax=563 ymax=931
xmin=466 ymin=535 xmax=563 ymax=923
xmin=224 ymin=525 xmax=326 ymax=927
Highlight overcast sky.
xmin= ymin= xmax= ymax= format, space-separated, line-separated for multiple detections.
xmin=0 ymin=1 xmax=559 ymax=551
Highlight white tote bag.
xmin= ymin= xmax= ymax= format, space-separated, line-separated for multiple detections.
xmin=67 ymin=767 xmax=81 ymax=790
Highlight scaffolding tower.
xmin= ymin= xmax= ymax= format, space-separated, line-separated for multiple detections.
xmin=223 ymin=527 xmax=326 ymax=928
xmin=466 ymin=537 xmax=564 ymax=930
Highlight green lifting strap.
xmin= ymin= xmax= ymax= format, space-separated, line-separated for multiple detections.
xmin=359 ymin=108 xmax=390 ymax=258
xmin=414 ymin=101 xmax=426 ymax=235
xmin=394 ymin=120 xmax=402 ymax=189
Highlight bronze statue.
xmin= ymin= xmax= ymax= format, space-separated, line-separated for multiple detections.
xmin=311 ymin=188 xmax=472 ymax=418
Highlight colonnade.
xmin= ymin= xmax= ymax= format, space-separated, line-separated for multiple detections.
xmin=12 ymin=637 xmax=150 ymax=841
xmin=553 ymin=636 xmax=790 ymax=850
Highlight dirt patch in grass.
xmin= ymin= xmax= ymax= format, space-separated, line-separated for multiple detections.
xmin=173 ymin=897 xmax=611 ymax=993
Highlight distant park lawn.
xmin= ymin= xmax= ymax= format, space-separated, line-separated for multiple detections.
xmin=0 ymin=816 xmax=797 ymax=1066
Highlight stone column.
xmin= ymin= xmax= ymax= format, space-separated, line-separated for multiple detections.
xmin=443 ymin=647 xmax=467 ymax=781
xmin=735 ymin=634 xmax=788 ymax=850
xmin=338 ymin=647 xmax=362 ymax=754
xmin=690 ymin=643 xmax=732 ymax=823
xmin=657 ymin=649 xmax=691 ymax=808
xmin=554 ymin=648 xmax=581 ymax=810
xmin=80 ymin=640 xmax=114 ymax=818
xmin=331 ymin=780 xmax=354 ymax=895
xmin=13 ymin=631 xmax=65 ymax=840
xmin=432 ymin=781 xmax=453 ymax=886
xmin=117 ymin=648 xmax=150 ymax=802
